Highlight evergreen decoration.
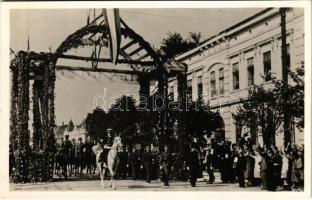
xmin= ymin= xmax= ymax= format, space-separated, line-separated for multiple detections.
xmin=10 ymin=51 xmax=57 ymax=183
xmin=10 ymin=52 xmax=31 ymax=183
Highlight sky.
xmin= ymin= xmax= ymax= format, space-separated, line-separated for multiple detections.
xmin=10 ymin=8 xmax=264 ymax=126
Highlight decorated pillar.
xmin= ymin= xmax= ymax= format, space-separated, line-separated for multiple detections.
xmin=10 ymin=51 xmax=31 ymax=183
xmin=138 ymin=75 xmax=150 ymax=109
xmin=32 ymin=80 xmax=43 ymax=151
xmin=39 ymin=54 xmax=56 ymax=181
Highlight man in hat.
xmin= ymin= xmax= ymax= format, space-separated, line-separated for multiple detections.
xmin=159 ymin=145 xmax=172 ymax=186
xmin=188 ymin=143 xmax=200 ymax=187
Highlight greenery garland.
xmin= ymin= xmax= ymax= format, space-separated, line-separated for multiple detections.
xmin=10 ymin=51 xmax=57 ymax=183
xmin=32 ymin=80 xmax=43 ymax=151
xmin=10 ymin=52 xmax=31 ymax=183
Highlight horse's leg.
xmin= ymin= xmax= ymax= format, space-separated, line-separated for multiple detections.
xmin=108 ymin=164 xmax=115 ymax=189
xmin=99 ymin=164 xmax=105 ymax=188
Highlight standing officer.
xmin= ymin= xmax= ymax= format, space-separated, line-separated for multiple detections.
xmin=76 ymin=137 xmax=85 ymax=177
xmin=142 ymin=145 xmax=153 ymax=183
xmin=118 ymin=146 xmax=129 ymax=179
xmin=129 ymin=147 xmax=138 ymax=180
xmin=63 ymin=135 xmax=73 ymax=179
xmin=159 ymin=145 xmax=172 ymax=186
xmin=187 ymin=143 xmax=200 ymax=187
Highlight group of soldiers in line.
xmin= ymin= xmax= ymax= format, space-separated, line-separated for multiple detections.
xmin=54 ymin=134 xmax=304 ymax=190
xmin=53 ymin=134 xmax=198 ymax=187
xmin=54 ymin=135 xmax=96 ymax=179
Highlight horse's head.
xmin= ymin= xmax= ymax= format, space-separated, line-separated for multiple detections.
xmin=113 ymin=136 xmax=122 ymax=149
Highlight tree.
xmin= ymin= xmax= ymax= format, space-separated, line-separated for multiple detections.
xmin=233 ymin=86 xmax=283 ymax=146
xmin=273 ymin=64 xmax=304 ymax=130
xmin=106 ymin=96 xmax=138 ymax=146
xmin=158 ymin=31 xmax=202 ymax=61
xmin=232 ymin=64 xmax=304 ymax=146
xmin=85 ymin=107 xmax=108 ymax=140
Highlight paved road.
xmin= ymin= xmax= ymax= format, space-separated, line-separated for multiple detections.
xmin=10 ymin=175 xmax=266 ymax=191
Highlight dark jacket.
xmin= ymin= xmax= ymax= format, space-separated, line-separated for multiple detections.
xmin=143 ymin=151 xmax=153 ymax=165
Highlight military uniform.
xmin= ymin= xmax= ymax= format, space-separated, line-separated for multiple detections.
xmin=159 ymin=151 xmax=172 ymax=186
xmin=142 ymin=149 xmax=153 ymax=182
xmin=188 ymin=149 xmax=200 ymax=187
xmin=129 ymin=150 xmax=138 ymax=180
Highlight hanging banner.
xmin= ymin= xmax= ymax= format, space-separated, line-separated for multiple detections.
xmin=55 ymin=69 xmax=144 ymax=85
xmin=103 ymin=8 xmax=121 ymax=65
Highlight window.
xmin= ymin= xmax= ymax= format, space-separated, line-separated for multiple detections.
xmin=197 ymin=76 xmax=203 ymax=101
xmin=169 ymin=86 xmax=174 ymax=101
xmin=219 ymin=68 xmax=224 ymax=95
xmin=232 ymin=63 xmax=239 ymax=90
xmin=286 ymin=44 xmax=290 ymax=68
xmin=263 ymin=51 xmax=271 ymax=81
xmin=210 ymin=71 xmax=217 ymax=97
xmin=187 ymin=79 xmax=192 ymax=101
xmin=247 ymin=57 xmax=254 ymax=86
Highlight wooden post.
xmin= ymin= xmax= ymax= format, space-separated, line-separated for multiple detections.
xmin=177 ymin=70 xmax=187 ymax=155
xmin=157 ymin=70 xmax=168 ymax=148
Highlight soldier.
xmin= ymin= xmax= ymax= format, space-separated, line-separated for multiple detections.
xmin=75 ymin=137 xmax=85 ymax=177
xmin=63 ymin=135 xmax=72 ymax=179
xmin=59 ymin=138 xmax=67 ymax=179
xmin=187 ymin=143 xmax=200 ymax=187
xmin=142 ymin=145 xmax=152 ymax=183
xmin=119 ymin=146 xmax=129 ymax=179
xmin=129 ymin=147 xmax=138 ymax=180
xmin=69 ymin=138 xmax=76 ymax=176
xmin=159 ymin=145 xmax=172 ymax=186
xmin=84 ymin=136 xmax=94 ymax=175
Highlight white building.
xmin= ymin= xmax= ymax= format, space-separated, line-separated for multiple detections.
xmin=168 ymin=8 xmax=304 ymax=147
xmin=54 ymin=119 xmax=87 ymax=143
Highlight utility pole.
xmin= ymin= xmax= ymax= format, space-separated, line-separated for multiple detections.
xmin=280 ymin=8 xmax=291 ymax=146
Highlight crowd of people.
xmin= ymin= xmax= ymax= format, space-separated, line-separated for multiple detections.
xmin=199 ymin=135 xmax=304 ymax=191
xmin=53 ymin=133 xmax=304 ymax=191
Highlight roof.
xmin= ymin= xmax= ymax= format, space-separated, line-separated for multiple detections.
xmin=174 ymin=8 xmax=282 ymax=62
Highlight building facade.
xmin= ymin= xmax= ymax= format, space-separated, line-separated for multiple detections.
xmin=169 ymin=8 xmax=304 ymax=146
xmin=54 ymin=119 xmax=87 ymax=143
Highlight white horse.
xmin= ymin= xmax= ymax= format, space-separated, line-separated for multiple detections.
xmin=92 ymin=136 xmax=122 ymax=189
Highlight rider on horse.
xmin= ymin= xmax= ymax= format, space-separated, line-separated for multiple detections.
xmin=99 ymin=128 xmax=114 ymax=164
